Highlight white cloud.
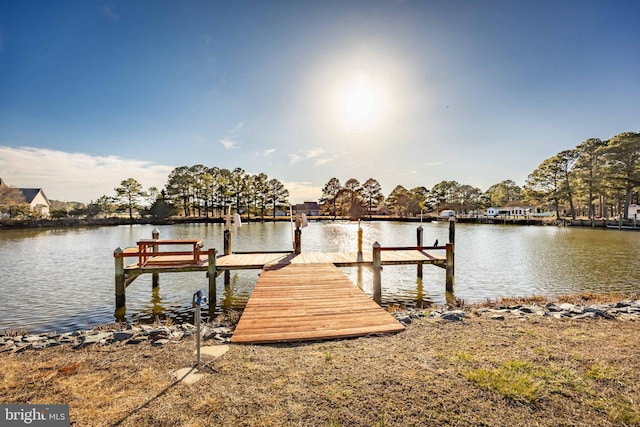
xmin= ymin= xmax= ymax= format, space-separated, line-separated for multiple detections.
xmin=101 ymin=6 xmax=120 ymax=21
xmin=220 ymin=138 xmax=238 ymax=150
xmin=218 ymin=123 xmax=245 ymax=150
xmin=262 ymin=148 xmax=276 ymax=156
xmin=305 ymin=148 xmax=324 ymax=159
xmin=315 ymin=156 xmax=337 ymax=166
xmin=288 ymin=154 xmax=303 ymax=165
xmin=288 ymin=148 xmax=335 ymax=166
xmin=0 ymin=146 xmax=173 ymax=203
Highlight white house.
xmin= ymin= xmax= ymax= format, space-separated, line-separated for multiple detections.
xmin=0 ymin=178 xmax=51 ymax=217
xmin=486 ymin=206 xmax=532 ymax=217
xmin=439 ymin=209 xmax=456 ymax=218
xmin=20 ymin=188 xmax=51 ymax=217
xmin=628 ymin=204 xmax=640 ymax=218
xmin=294 ymin=201 xmax=320 ymax=216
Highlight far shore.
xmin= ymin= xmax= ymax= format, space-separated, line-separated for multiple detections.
xmin=2 ymin=214 xmax=638 ymax=231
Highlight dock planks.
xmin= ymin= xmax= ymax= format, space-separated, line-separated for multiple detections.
xmin=230 ymin=263 xmax=405 ymax=344
xmin=120 ymin=248 xmax=444 ymax=343
xmin=124 ymin=250 xmax=445 ymax=271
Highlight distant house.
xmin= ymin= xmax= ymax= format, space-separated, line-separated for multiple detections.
xmin=368 ymin=206 xmax=390 ymax=216
xmin=19 ymin=188 xmax=51 ymax=217
xmin=294 ymin=201 xmax=320 ymax=216
xmin=439 ymin=209 xmax=456 ymax=218
xmin=486 ymin=206 xmax=532 ymax=217
xmin=628 ymin=204 xmax=640 ymax=218
xmin=0 ymin=178 xmax=51 ymax=217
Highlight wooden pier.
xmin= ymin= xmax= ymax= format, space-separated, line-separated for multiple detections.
xmin=230 ymin=263 xmax=405 ymax=344
xmin=113 ymin=221 xmax=455 ymax=343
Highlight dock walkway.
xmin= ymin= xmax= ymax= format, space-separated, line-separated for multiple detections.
xmin=114 ymin=223 xmax=455 ymax=344
xmin=230 ymin=263 xmax=405 ymax=344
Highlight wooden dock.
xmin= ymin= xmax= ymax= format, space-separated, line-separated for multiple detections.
xmin=114 ymin=222 xmax=455 ymax=343
xmin=216 ymin=250 xmax=445 ymax=269
xmin=230 ymin=263 xmax=405 ymax=344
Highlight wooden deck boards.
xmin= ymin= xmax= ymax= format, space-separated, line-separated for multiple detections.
xmin=125 ymin=250 xmax=445 ymax=271
xmin=230 ymin=263 xmax=405 ymax=344
xmin=122 ymin=249 xmax=443 ymax=344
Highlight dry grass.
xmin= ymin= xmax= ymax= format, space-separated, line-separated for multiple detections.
xmin=1 ymin=308 xmax=639 ymax=426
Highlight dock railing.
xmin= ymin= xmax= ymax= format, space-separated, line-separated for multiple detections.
xmin=371 ymin=243 xmax=453 ymax=304
xmin=371 ymin=219 xmax=455 ymax=304
xmin=113 ymin=240 xmax=217 ymax=314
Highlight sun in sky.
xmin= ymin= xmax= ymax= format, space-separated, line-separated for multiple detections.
xmin=332 ymin=72 xmax=389 ymax=132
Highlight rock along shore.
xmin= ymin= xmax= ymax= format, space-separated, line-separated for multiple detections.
xmin=0 ymin=322 xmax=233 ymax=354
xmin=2 ymin=300 xmax=639 ymax=354
xmin=392 ymin=300 xmax=640 ymax=325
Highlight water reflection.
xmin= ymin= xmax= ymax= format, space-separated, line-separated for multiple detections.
xmin=1 ymin=221 xmax=639 ymax=333
xmin=150 ymin=287 xmax=164 ymax=317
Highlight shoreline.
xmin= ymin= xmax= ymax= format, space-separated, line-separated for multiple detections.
xmin=2 ymin=293 xmax=639 ymax=426
xmin=3 ymin=295 xmax=638 ymax=354
xmin=2 ymin=214 xmax=639 ymax=231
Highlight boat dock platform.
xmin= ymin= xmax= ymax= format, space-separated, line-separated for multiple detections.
xmin=113 ymin=222 xmax=455 ymax=344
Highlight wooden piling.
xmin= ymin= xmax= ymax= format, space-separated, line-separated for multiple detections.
xmin=357 ymin=223 xmax=363 ymax=255
xmin=152 ymin=229 xmax=160 ymax=288
xmin=446 ymin=243 xmax=454 ymax=293
xmin=372 ymin=242 xmax=382 ymax=305
xmin=224 ymin=230 xmax=231 ymax=285
xmin=446 ymin=219 xmax=455 ymax=293
xmin=449 ymin=218 xmax=455 ymax=246
xmin=416 ymin=226 xmax=423 ymax=279
xmin=114 ymin=247 xmax=126 ymax=310
xmin=294 ymin=227 xmax=302 ymax=254
xmin=208 ymin=248 xmax=217 ymax=317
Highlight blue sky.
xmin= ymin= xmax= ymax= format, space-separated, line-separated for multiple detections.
xmin=1 ymin=0 xmax=639 ymax=203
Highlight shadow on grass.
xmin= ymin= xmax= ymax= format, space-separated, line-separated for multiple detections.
xmin=110 ymin=364 xmax=210 ymax=426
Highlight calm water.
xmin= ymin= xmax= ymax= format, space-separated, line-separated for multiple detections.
xmin=1 ymin=221 xmax=638 ymax=333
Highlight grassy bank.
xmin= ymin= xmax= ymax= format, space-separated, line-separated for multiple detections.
xmin=1 ymin=299 xmax=639 ymax=426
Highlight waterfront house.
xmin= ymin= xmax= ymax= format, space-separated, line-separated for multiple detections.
xmin=368 ymin=206 xmax=390 ymax=216
xmin=294 ymin=201 xmax=320 ymax=216
xmin=19 ymin=188 xmax=51 ymax=217
xmin=486 ymin=206 xmax=532 ymax=217
xmin=0 ymin=178 xmax=51 ymax=217
xmin=439 ymin=209 xmax=456 ymax=218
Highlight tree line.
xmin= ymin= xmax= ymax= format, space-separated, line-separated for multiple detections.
xmin=318 ymin=177 xmax=522 ymax=218
xmin=3 ymin=131 xmax=637 ymax=221
xmin=318 ymin=132 xmax=639 ymax=220
xmin=70 ymin=166 xmax=290 ymax=220
xmin=524 ymin=132 xmax=639 ymax=220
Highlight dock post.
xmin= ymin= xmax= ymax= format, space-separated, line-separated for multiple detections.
xmin=446 ymin=243 xmax=454 ymax=293
xmin=208 ymin=248 xmax=217 ymax=317
xmin=357 ymin=220 xmax=363 ymax=255
xmin=223 ymin=229 xmax=231 ymax=285
xmin=448 ymin=218 xmax=455 ymax=246
xmin=373 ymin=242 xmax=382 ymax=305
xmin=294 ymin=227 xmax=302 ymax=254
xmin=223 ymin=229 xmax=232 ymax=255
xmin=446 ymin=219 xmax=455 ymax=293
xmin=416 ymin=225 xmax=423 ymax=279
xmin=114 ymin=247 xmax=126 ymax=312
xmin=152 ymin=229 xmax=160 ymax=288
